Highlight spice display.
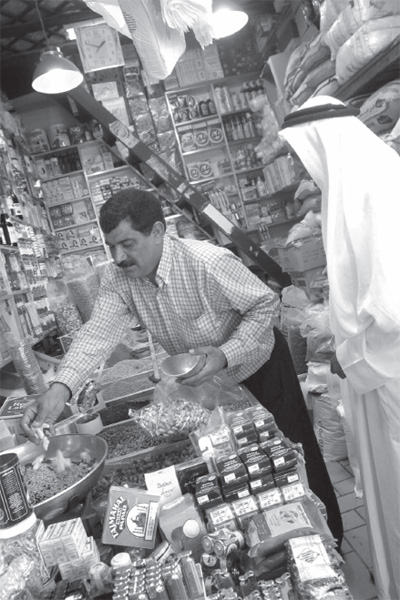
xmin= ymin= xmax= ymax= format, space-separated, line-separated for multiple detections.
xmin=99 ymin=399 xmax=150 ymax=426
xmin=93 ymin=444 xmax=197 ymax=498
xmin=22 ymin=456 xmax=96 ymax=505
xmin=66 ymin=271 xmax=100 ymax=323
xmin=101 ymin=377 xmax=154 ymax=402
xmin=101 ymin=356 xmax=166 ymax=385
xmin=54 ymin=303 xmax=83 ymax=335
xmin=99 ymin=421 xmax=173 ymax=460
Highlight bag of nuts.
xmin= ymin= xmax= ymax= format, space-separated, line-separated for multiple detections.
xmin=129 ymin=378 xmax=211 ymax=441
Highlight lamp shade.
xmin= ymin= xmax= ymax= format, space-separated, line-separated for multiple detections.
xmin=211 ymin=8 xmax=248 ymax=38
xmin=32 ymin=47 xmax=83 ymax=94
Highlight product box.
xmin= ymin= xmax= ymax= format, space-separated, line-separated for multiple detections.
xmin=39 ymin=518 xmax=88 ymax=567
xmin=0 ymin=395 xmax=38 ymax=435
xmin=102 ymin=486 xmax=161 ymax=548
xmin=284 ymin=237 xmax=326 ymax=273
xmin=205 ymin=503 xmax=238 ymax=532
xmin=288 ymin=266 xmax=326 ymax=299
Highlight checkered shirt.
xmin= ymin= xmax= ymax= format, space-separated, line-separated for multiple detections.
xmin=55 ymin=235 xmax=280 ymax=394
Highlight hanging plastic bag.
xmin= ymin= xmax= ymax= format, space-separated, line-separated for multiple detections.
xmin=280 ymin=285 xmax=309 ymax=340
xmin=300 ymin=302 xmax=335 ymax=363
xmin=312 ymin=371 xmax=348 ymax=462
xmin=328 ymin=374 xmax=363 ymax=497
xmin=286 ymin=307 xmax=308 ymax=375
xmin=129 ymin=376 xmax=211 ymax=441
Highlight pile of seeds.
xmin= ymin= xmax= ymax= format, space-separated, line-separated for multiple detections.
xmin=93 ymin=444 xmax=197 ymax=498
xmin=99 ymin=421 xmax=181 ymax=460
xmin=99 ymin=400 xmax=150 ymax=426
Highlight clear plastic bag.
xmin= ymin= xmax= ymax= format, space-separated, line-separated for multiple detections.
xmin=300 ymin=302 xmax=335 ymax=363
xmin=129 ymin=377 xmax=211 ymax=441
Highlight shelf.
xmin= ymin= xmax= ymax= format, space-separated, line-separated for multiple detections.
xmin=267 ymin=216 xmax=302 ymax=228
xmin=41 ymin=170 xmax=84 ymax=182
xmin=166 ymin=71 xmax=260 ymax=94
xmin=45 ymin=196 xmax=91 ymax=208
xmin=12 ymin=288 xmax=30 ymax=295
xmin=182 ymin=143 xmax=226 ymax=156
xmin=0 ymin=245 xmax=19 ymax=254
xmin=32 ymin=140 xmax=103 ymax=158
xmin=244 ymin=184 xmax=298 ymax=205
xmin=60 ymin=243 xmax=104 ymax=255
xmin=174 ymin=115 xmax=220 ymax=128
xmin=53 ymin=219 xmax=97 ymax=232
xmin=228 ymin=136 xmax=262 ymax=146
xmin=86 ymin=165 xmax=132 ymax=178
xmin=221 ymin=108 xmax=253 ymax=117
xmin=235 ymin=166 xmax=264 ymax=176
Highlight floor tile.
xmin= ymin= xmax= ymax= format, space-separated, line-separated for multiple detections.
xmin=345 ymin=525 xmax=373 ymax=570
xmin=342 ymin=510 xmax=365 ymax=532
xmin=356 ymin=505 xmax=366 ymax=520
xmin=338 ymin=492 xmax=365 ymax=514
xmin=341 ymin=537 xmax=353 ymax=555
xmin=326 ymin=461 xmax=353 ymax=483
xmin=334 ymin=477 xmax=356 ymax=497
xmin=342 ymin=552 xmax=377 ymax=599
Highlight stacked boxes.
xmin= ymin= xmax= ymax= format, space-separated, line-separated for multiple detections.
xmin=38 ymin=518 xmax=100 ymax=581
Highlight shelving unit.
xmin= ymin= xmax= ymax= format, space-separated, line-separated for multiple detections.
xmin=32 ymin=138 xmax=151 ymax=258
xmin=165 ymin=73 xmax=300 ymax=246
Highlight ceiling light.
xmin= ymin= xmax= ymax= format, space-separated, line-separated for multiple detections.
xmin=32 ymin=0 xmax=83 ymax=94
xmin=32 ymin=46 xmax=84 ymax=94
xmin=211 ymin=8 xmax=248 ymax=38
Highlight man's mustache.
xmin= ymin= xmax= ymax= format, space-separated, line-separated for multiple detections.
xmin=117 ymin=260 xmax=136 ymax=268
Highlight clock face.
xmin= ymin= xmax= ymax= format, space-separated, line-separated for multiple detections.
xmin=76 ymin=23 xmax=125 ymax=73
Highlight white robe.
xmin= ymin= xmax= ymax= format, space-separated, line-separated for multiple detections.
xmin=281 ymin=96 xmax=400 ymax=600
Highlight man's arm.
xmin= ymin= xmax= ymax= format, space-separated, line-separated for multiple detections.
xmin=21 ymin=269 xmax=135 ymax=441
xmin=205 ymin=253 xmax=279 ymax=369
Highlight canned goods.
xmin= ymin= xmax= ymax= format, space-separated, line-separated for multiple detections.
xmin=0 ymin=453 xmax=33 ymax=529
xmin=48 ymin=123 xmax=71 ymax=149
xmin=213 ymin=530 xmax=245 ymax=558
xmin=28 ymin=128 xmax=50 ymax=153
xmin=69 ymin=124 xmax=87 ymax=144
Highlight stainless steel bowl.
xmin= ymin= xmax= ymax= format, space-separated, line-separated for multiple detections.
xmin=160 ymin=353 xmax=206 ymax=378
xmin=12 ymin=434 xmax=108 ymax=521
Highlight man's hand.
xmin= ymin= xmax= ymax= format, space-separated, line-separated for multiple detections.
xmin=21 ymin=383 xmax=71 ymax=443
xmin=330 ymin=352 xmax=346 ymax=379
xmin=179 ymin=346 xmax=227 ymax=387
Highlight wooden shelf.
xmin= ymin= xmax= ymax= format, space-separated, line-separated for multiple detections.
xmin=41 ymin=169 xmax=84 ymax=182
xmin=32 ymin=140 xmax=102 ymax=158
xmin=243 ymin=183 xmax=298 ymax=205
xmin=174 ymin=114 xmax=220 ymax=128
xmin=46 ymin=196 xmax=91 ymax=208
xmin=182 ymin=143 xmax=226 ymax=157
xmin=54 ymin=219 xmax=97 ymax=232
xmin=60 ymin=243 xmax=104 ymax=255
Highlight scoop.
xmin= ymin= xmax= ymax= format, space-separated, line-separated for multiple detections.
xmin=160 ymin=353 xmax=207 ymax=379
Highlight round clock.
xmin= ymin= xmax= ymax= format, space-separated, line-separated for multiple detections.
xmin=76 ymin=22 xmax=125 ymax=73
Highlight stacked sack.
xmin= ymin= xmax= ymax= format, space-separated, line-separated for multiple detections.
xmin=357 ymin=78 xmax=400 ymax=154
xmin=321 ymin=0 xmax=400 ymax=84
xmin=284 ymin=33 xmax=336 ymax=108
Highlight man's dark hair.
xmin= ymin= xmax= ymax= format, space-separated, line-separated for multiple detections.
xmin=99 ymin=188 xmax=166 ymax=235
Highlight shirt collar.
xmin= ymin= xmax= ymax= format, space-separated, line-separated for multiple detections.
xmin=154 ymin=234 xmax=173 ymax=286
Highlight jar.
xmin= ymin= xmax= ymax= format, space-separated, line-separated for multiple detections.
xmin=193 ymin=123 xmax=209 ymax=148
xmin=209 ymin=120 xmax=223 ymax=145
xmin=69 ymin=124 xmax=87 ymax=144
xmin=28 ymin=129 xmax=50 ymax=154
xmin=179 ymin=126 xmax=196 ymax=153
xmin=48 ymin=124 xmax=70 ymax=149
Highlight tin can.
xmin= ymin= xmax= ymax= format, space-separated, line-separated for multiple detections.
xmin=0 ymin=453 xmax=33 ymax=529
xmin=48 ymin=123 xmax=71 ymax=149
xmin=69 ymin=124 xmax=87 ymax=145
xmin=28 ymin=128 xmax=50 ymax=153
xmin=164 ymin=571 xmax=188 ymax=600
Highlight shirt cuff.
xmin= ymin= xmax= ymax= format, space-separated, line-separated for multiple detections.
xmin=54 ymin=368 xmax=83 ymax=397
xmin=219 ymin=339 xmax=243 ymax=368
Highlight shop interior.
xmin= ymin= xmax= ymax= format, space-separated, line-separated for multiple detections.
xmin=0 ymin=0 xmax=399 ymax=598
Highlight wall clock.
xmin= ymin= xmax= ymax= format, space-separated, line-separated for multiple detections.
xmin=75 ymin=22 xmax=125 ymax=73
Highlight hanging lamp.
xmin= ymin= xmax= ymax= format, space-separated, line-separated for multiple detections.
xmin=32 ymin=0 xmax=83 ymax=94
xmin=211 ymin=8 xmax=248 ymax=38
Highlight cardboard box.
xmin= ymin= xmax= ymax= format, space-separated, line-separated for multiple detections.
xmin=289 ymin=266 xmax=326 ymax=298
xmin=0 ymin=395 xmax=38 ymax=435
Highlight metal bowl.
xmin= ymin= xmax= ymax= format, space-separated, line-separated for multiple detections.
xmin=160 ymin=353 xmax=206 ymax=379
xmin=12 ymin=434 xmax=108 ymax=521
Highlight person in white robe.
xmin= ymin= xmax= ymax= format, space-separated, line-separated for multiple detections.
xmin=280 ymin=95 xmax=400 ymax=600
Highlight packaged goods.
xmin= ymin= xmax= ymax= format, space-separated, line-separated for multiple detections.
xmin=257 ymin=488 xmax=284 ymax=510
xmin=231 ymin=496 xmax=260 ymax=530
xmin=159 ymin=494 xmax=207 ymax=560
xmin=216 ymin=453 xmax=248 ymax=486
xmin=0 ymin=453 xmax=33 ymax=529
xmin=249 ymin=474 xmax=276 ymax=494
xmin=145 ymin=465 xmax=182 ymax=507
xmin=175 ymin=457 xmax=208 ymax=495
xmin=195 ymin=474 xmax=223 ymax=509
xmin=205 ymin=504 xmax=238 ymax=532
xmin=102 ymin=486 xmax=161 ymax=549
xmin=274 ymin=470 xmax=300 ymax=488
xmin=247 ymin=497 xmax=334 ymax=557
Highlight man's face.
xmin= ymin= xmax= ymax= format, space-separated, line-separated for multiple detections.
xmin=104 ymin=218 xmax=164 ymax=280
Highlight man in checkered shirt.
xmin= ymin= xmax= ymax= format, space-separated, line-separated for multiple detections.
xmin=21 ymin=188 xmax=342 ymax=546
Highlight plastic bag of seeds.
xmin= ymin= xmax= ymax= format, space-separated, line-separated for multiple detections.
xmin=129 ymin=377 xmax=211 ymax=440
